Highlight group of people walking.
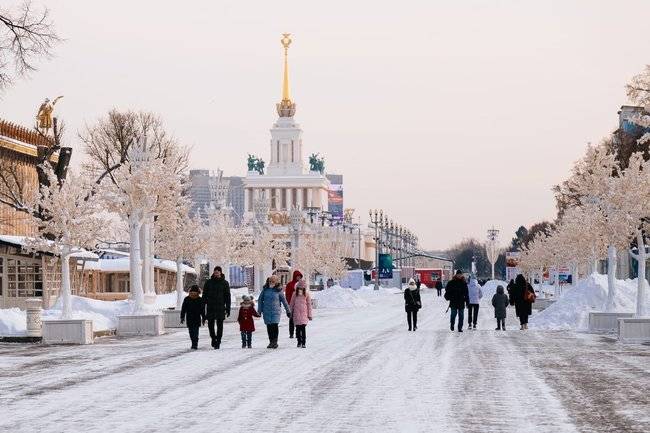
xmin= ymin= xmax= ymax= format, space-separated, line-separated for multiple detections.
xmin=180 ymin=266 xmax=313 ymax=350
xmin=403 ymin=270 xmax=536 ymax=332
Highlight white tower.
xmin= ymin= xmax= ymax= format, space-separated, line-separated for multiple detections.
xmin=267 ymin=33 xmax=304 ymax=176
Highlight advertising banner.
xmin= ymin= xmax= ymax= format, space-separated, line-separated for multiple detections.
xmin=378 ymin=253 xmax=393 ymax=279
xmin=505 ymin=252 xmax=521 ymax=282
xmin=328 ymin=184 xmax=344 ymax=223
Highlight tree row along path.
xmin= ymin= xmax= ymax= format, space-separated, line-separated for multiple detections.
xmin=1 ymin=293 xmax=648 ymax=433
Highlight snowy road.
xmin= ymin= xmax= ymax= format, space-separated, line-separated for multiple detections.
xmin=1 ymin=292 xmax=649 ymax=433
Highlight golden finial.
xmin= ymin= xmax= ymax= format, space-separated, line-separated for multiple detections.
xmin=276 ymin=33 xmax=296 ymax=117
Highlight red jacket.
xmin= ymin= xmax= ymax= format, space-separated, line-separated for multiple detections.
xmin=237 ymin=302 xmax=260 ymax=332
xmin=285 ymin=270 xmax=303 ymax=304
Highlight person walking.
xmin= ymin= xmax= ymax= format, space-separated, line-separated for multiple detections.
xmin=467 ymin=276 xmax=483 ymax=330
xmin=180 ymin=285 xmax=205 ymax=350
xmin=258 ymin=274 xmax=291 ymax=349
xmin=404 ymin=278 xmax=422 ymax=331
xmin=237 ymin=295 xmax=260 ymax=348
xmin=435 ymin=279 xmax=443 ymax=297
xmin=445 ymin=270 xmax=469 ymax=332
xmin=202 ymin=266 xmax=231 ymax=349
xmin=511 ymin=274 xmax=535 ymax=330
xmin=285 ymin=270 xmax=303 ymax=339
xmin=289 ymin=281 xmax=312 ymax=348
xmin=491 ymin=285 xmax=509 ymax=330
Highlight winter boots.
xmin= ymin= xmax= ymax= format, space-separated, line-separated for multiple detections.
xmin=268 ymin=339 xmax=278 ymax=349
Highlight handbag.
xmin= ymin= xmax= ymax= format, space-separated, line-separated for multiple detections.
xmin=524 ymin=286 xmax=536 ymax=303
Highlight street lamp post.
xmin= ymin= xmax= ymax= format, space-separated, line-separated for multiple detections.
xmin=252 ymin=192 xmax=270 ymax=291
xmin=487 ymin=227 xmax=500 ymax=280
xmin=369 ymin=209 xmax=382 ymax=290
xmin=290 ymin=205 xmax=302 ymax=271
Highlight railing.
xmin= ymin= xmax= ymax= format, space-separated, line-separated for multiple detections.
xmin=0 ymin=119 xmax=53 ymax=147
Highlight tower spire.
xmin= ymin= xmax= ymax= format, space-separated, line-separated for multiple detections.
xmin=276 ymin=33 xmax=296 ymax=118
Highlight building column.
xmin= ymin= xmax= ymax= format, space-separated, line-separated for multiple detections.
xmin=307 ymin=188 xmax=314 ymax=208
xmin=244 ymin=188 xmax=250 ymax=212
xmin=274 ymin=188 xmax=281 ymax=210
xmin=297 ymin=188 xmax=304 ymax=209
xmin=287 ymin=188 xmax=293 ymax=210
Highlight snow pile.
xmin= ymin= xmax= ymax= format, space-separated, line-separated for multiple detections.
xmin=311 ymin=285 xmax=370 ymax=309
xmin=530 ymin=273 xmax=637 ymax=330
xmin=481 ymin=279 xmax=509 ymax=300
xmin=0 ymin=308 xmax=27 ymax=336
xmin=356 ymin=285 xmax=402 ymax=298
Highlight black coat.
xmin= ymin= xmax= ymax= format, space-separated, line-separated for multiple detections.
xmin=511 ymin=281 xmax=534 ymax=317
xmin=491 ymin=293 xmax=509 ymax=319
xmin=404 ymin=288 xmax=422 ymax=312
xmin=444 ymin=277 xmax=469 ymax=309
xmin=435 ymin=280 xmax=443 ymax=291
xmin=181 ymin=296 xmax=205 ymax=328
xmin=203 ymin=275 xmax=231 ymax=320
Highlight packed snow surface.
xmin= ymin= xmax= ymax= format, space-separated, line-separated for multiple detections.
xmin=0 ymin=308 xmax=26 ymax=336
xmin=530 ymin=273 xmax=637 ymax=330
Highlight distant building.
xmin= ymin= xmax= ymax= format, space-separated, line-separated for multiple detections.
xmin=188 ymin=169 xmax=228 ymax=218
xmin=223 ymin=176 xmax=245 ymax=225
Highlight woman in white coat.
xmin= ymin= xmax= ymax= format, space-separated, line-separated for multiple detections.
xmin=467 ymin=276 xmax=483 ymax=330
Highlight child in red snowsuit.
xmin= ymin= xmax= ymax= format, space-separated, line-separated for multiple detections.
xmin=237 ymin=295 xmax=260 ymax=348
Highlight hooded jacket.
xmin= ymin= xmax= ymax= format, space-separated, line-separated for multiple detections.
xmin=404 ymin=281 xmax=422 ymax=312
xmin=491 ymin=286 xmax=509 ymax=319
xmin=258 ymin=283 xmax=291 ymax=325
xmin=285 ymin=270 xmax=303 ymax=304
xmin=237 ymin=300 xmax=260 ymax=332
xmin=290 ymin=290 xmax=313 ymax=326
xmin=467 ymin=278 xmax=483 ymax=305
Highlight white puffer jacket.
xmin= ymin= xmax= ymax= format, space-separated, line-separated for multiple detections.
xmin=468 ymin=278 xmax=483 ymax=304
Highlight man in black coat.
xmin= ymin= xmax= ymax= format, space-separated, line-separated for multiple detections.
xmin=435 ymin=279 xmax=443 ymax=297
xmin=445 ymin=270 xmax=469 ymax=332
xmin=203 ymin=266 xmax=231 ymax=349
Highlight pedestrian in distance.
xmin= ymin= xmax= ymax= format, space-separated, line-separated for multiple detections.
xmin=445 ymin=270 xmax=469 ymax=332
xmin=202 ymin=266 xmax=231 ymax=349
xmin=435 ymin=279 xmax=443 ymax=297
xmin=285 ymin=270 xmax=303 ymax=339
xmin=467 ymin=276 xmax=483 ymax=330
xmin=511 ymin=274 xmax=536 ymax=330
xmin=257 ymin=274 xmax=291 ymax=349
xmin=491 ymin=285 xmax=509 ymax=330
xmin=289 ymin=280 xmax=313 ymax=348
xmin=237 ymin=294 xmax=260 ymax=348
xmin=180 ymin=285 xmax=205 ymax=350
xmin=414 ymin=274 xmax=422 ymax=290
xmin=404 ymin=278 xmax=422 ymax=331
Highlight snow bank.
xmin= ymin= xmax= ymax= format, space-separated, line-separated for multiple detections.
xmin=530 ymin=273 xmax=637 ymax=330
xmin=311 ymin=285 xmax=370 ymax=309
xmin=0 ymin=308 xmax=27 ymax=336
xmin=481 ymin=280 xmax=509 ymax=300
xmin=356 ymin=285 xmax=402 ymax=298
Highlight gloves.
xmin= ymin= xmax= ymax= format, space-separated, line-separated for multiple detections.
xmin=287 ymin=312 xmax=292 ymax=318
xmin=202 ymin=319 xmax=206 ymax=326
xmin=180 ymin=319 xmax=184 ymax=324
xmin=226 ymin=311 xmax=230 ymax=318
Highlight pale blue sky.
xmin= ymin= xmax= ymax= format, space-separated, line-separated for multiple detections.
xmin=2 ymin=0 xmax=649 ymax=249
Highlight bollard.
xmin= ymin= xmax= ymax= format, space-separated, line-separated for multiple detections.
xmin=25 ymin=298 xmax=43 ymax=337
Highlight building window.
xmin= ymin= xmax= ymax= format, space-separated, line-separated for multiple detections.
xmin=6 ymin=257 xmax=43 ymax=297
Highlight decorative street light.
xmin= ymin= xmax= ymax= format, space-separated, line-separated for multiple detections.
xmin=486 ymin=226 xmax=500 ymax=280
xmin=369 ymin=209 xmax=382 ymax=290
xmin=289 ymin=205 xmax=303 ymax=270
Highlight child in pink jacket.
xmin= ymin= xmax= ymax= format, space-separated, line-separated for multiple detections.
xmin=289 ymin=282 xmax=313 ymax=348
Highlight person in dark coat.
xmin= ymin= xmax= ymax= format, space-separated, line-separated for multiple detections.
xmin=180 ymin=285 xmax=205 ymax=350
xmin=414 ymin=274 xmax=422 ymax=290
xmin=237 ymin=295 xmax=260 ymax=349
xmin=284 ymin=270 xmax=303 ymax=339
xmin=435 ymin=279 xmax=443 ymax=297
xmin=511 ymin=274 xmax=535 ymax=330
xmin=404 ymin=278 xmax=422 ymax=331
xmin=202 ymin=266 xmax=231 ymax=349
xmin=445 ymin=270 xmax=469 ymax=332
xmin=491 ymin=285 xmax=509 ymax=331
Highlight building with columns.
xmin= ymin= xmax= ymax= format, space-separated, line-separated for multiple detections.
xmin=244 ymin=34 xmax=330 ymax=218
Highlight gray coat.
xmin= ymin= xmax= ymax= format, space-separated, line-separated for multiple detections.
xmin=491 ymin=293 xmax=509 ymax=319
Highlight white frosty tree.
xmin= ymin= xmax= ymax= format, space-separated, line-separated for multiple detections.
xmin=27 ymin=167 xmax=107 ymax=318
xmin=101 ymin=139 xmax=183 ymax=312
xmin=204 ymin=209 xmax=245 ymax=274
xmin=235 ymin=228 xmax=289 ymax=291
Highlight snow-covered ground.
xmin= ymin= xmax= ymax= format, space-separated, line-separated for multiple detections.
xmin=1 ymin=292 xmax=648 ymax=433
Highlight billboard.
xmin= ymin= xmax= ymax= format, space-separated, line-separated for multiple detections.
xmin=505 ymin=252 xmax=521 ymax=282
xmin=328 ymin=184 xmax=343 ymax=223
xmin=378 ymin=254 xmax=393 ymax=279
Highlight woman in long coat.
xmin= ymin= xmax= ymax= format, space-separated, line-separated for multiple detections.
xmin=511 ymin=274 xmax=534 ymax=330
xmin=404 ymin=278 xmax=422 ymax=331
xmin=257 ymin=275 xmax=291 ymax=349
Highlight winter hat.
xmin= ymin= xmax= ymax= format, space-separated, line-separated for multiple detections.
xmin=297 ymin=280 xmax=307 ymax=289
xmin=189 ymin=285 xmax=200 ymax=293
xmin=496 ymin=285 xmax=504 ymax=294
xmin=408 ymin=278 xmax=416 ymax=285
xmin=242 ymin=295 xmax=251 ymax=302
xmin=455 ymin=270 xmax=463 ymax=276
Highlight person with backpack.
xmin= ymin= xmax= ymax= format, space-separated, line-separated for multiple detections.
xmin=445 ymin=270 xmax=469 ymax=332
xmin=404 ymin=278 xmax=422 ymax=331
xmin=467 ymin=276 xmax=483 ymax=330
xmin=491 ymin=285 xmax=509 ymax=330
xmin=511 ymin=274 xmax=535 ymax=330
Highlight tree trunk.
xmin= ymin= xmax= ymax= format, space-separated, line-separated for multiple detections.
xmin=141 ymin=217 xmax=153 ymax=295
xmin=176 ymin=257 xmax=184 ymax=309
xmin=606 ymin=245 xmax=617 ymax=312
xmin=554 ymin=264 xmax=561 ymax=298
xmin=635 ymin=231 xmax=647 ymax=317
xmin=129 ymin=213 xmax=144 ymax=311
xmin=60 ymin=248 xmax=72 ymax=319
xmin=491 ymin=262 xmax=495 ymax=280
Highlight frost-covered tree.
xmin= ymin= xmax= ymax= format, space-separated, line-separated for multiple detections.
xmin=235 ymin=229 xmax=289 ymax=291
xmin=204 ymin=209 xmax=245 ymax=273
xmin=27 ymin=167 xmax=107 ymax=318
xmin=101 ymin=139 xmax=183 ymax=312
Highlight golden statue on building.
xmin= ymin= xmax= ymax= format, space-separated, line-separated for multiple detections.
xmin=36 ymin=96 xmax=64 ymax=134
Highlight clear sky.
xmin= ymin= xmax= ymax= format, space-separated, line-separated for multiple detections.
xmin=1 ymin=0 xmax=649 ymax=250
